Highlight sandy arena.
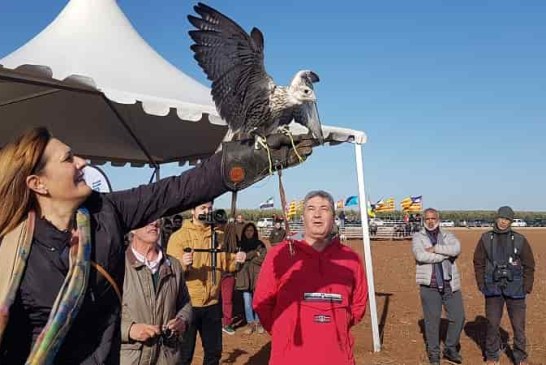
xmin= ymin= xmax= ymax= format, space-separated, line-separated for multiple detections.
xmin=191 ymin=228 xmax=545 ymax=365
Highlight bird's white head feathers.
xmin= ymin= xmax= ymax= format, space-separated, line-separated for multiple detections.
xmin=289 ymin=70 xmax=320 ymax=104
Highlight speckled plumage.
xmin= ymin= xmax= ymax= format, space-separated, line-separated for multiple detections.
xmin=188 ymin=3 xmax=324 ymax=143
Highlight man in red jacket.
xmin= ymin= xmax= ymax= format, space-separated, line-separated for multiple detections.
xmin=253 ymin=190 xmax=368 ymax=365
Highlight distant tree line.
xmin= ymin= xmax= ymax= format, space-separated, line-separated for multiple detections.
xmin=224 ymin=209 xmax=546 ymax=223
xmin=175 ymin=208 xmax=546 ymax=224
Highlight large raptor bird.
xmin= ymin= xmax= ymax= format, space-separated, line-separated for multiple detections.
xmin=188 ymin=2 xmax=324 ymax=144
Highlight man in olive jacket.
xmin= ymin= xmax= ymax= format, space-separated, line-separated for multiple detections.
xmin=473 ymin=206 xmax=535 ymax=365
xmin=121 ymin=221 xmax=192 ymax=365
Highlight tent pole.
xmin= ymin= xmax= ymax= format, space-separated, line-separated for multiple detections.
xmin=354 ymin=143 xmax=381 ymax=352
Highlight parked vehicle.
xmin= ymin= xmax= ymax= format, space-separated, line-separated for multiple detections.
xmin=369 ymin=218 xmax=385 ymax=226
xmin=511 ymin=219 xmax=527 ymax=227
xmin=256 ymin=217 xmax=274 ymax=228
xmin=440 ymin=220 xmax=455 ymax=227
xmin=530 ymin=218 xmax=546 ymax=227
xmin=469 ymin=220 xmax=491 ymax=227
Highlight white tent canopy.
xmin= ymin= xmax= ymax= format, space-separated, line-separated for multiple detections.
xmin=0 ymin=0 xmax=365 ymax=166
xmin=0 ymin=0 xmax=379 ymax=352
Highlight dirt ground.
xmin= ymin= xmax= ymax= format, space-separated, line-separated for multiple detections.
xmin=192 ymin=228 xmax=545 ymax=365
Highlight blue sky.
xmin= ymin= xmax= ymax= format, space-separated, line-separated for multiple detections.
xmin=1 ymin=0 xmax=545 ymax=211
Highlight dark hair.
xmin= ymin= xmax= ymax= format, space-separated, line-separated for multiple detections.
xmin=241 ymin=222 xmax=258 ymax=241
xmin=240 ymin=222 xmax=262 ymax=252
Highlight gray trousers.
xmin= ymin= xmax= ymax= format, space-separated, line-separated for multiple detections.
xmin=485 ymin=295 xmax=527 ymax=363
xmin=420 ymin=285 xmax=465 ymax=361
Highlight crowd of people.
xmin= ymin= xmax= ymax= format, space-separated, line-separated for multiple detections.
xmin=0 ymin=127 xmax=538 ymax=365
xmin=0 ymin=127 xmax=370 ymax=365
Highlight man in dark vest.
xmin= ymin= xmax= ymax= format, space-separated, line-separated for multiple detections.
xmin=268 ymin=220 xmax=286 ymax=246
xmin=473 ymin=206 xmax=535 ymax=365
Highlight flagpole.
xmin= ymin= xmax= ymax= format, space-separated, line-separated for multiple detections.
xmin=354 ymin=143 xmax=381 ymax=352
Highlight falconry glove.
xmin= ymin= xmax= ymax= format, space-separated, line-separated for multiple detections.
xmin=221 ymin=133 xmax=316 ymax=191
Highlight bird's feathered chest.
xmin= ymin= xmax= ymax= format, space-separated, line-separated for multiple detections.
xmin=268 ymin=87 xmax=298 ymax=123
xmin=234 ymin=86 xmax=296 ymax=135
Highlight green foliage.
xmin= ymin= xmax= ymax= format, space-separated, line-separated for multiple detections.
xmin=170 ymin=208 xmax=546 ymax=224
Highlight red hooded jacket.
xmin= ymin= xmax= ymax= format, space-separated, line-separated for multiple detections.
xmin=253 ymin=238 xmax=367 ymax=365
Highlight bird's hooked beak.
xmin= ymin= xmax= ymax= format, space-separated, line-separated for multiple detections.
xmin=290 ymin=70 xmax=320 ymax=89
xmin=290 ymin=70 xmax=320 ymax=104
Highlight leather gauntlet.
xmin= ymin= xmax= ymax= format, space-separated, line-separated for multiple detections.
xmin=221 ymin=134 xmax=316 ymax=191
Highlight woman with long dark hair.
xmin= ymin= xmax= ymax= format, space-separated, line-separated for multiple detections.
xmin=0 ymin=127 xmax=313 ymax=364
xmin=236 ymin=222 xmax=267 ymax=334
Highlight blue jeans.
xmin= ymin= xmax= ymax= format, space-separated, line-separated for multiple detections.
xmin=243 ymin=291 xmax=258 ymax=323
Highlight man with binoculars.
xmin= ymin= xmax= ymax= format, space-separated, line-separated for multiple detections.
xmin=473 ymin=206 xmax=535 ymax=365
xmin=167 ymin=201 xmax=246 ymax=365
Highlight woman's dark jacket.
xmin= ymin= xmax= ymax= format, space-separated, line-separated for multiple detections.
xmin=0 ymin=154 xmax=227 ymax=365
xmin=236 ymin=237 xmax=266 ymax=292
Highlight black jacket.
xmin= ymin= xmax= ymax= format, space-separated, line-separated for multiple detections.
xmin=0 ymin=154 xmax=226 ymax=364
xmin=473 ymin=229 xmax=535 ymax=295
xmin=268 ymin=227 xmax=286 ymax=245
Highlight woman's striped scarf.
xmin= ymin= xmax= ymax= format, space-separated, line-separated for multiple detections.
xmin=0 ymin=208 xmax=91 ymax=365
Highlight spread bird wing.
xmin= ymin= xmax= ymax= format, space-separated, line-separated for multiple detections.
xmin=188 ymin=3 xmax=275 ymax=132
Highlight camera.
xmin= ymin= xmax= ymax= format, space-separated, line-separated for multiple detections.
xmin=493 ymin=264 xmax=513 ymax=282
xmin=198 ymin=209 xmax=227 ymax=225
xmin=161 ymin=327 xmax=174 ymax=340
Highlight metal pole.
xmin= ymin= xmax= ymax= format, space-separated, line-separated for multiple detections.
xmin=354 ymin=143 xmax=381 ymax=352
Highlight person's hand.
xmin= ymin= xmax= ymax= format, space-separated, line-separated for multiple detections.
xmin=235 ymin=251 xmax=246 ymax=263
xmin=182 ymin=250 xmax=193 ymax=267
xmin=129 ymin=323 xmax=161 ymax=342
xmin=221 ymin=133 xmax=317 ymax=191
xmin=165 ymin=316 xmax=187 ymax=335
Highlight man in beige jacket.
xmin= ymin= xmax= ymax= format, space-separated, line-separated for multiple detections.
xmin=121 ymin=220 xmax=192 ymax=365
xmin=412 ymin=208 xmax=464 ymax=365
xmin=167 ymin=202 xmax=245 ymax=365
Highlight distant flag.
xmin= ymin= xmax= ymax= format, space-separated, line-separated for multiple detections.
xmin=375 ymin=197 xmax=395 ymax=212
xmin=259 ymin=197 xmax=274 ymax=209
xmin=401 ymin=195 xmax=423 ymax=212
xmin=286 ymin=200 xmax=304 ymax=218
xmin=400 ymin=197 xmax=413 ymax=209
xmin=367 ymin=200 xmax=376 ymax=218
xmin=336 ymin=199 xmax=344 ymax=209
xmin=345 ymin=195 xmax=359 ymax=207
xmin=286 ymin=201 xmax=296 ymax=217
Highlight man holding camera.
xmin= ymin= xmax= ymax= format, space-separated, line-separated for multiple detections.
xmin=412 ymin=208 xmax=465 ymax=365
xmin=167 ymin=202 xmax=246 ymax=365
xmin=473 ymin=206 xmax=535 ymax=365
xmin=121 ymin=220 xmax=192 ymax=365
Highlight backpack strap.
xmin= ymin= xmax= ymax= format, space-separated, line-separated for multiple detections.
xmin=91 ymin=261 xmax=122 ymax=304
xmin=484 ymin=232 xmax=496 ymax=265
